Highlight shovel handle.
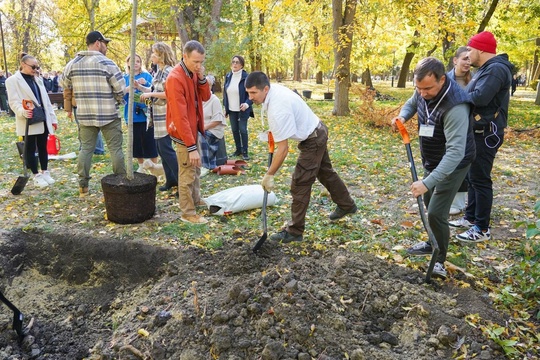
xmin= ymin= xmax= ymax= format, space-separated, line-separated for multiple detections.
xmin=268 ymin=131 xmax=275 ymax=154
xmin=22 ymin=99 xmax=34 ymax=110
xmin=395 ymin=120 xmax=410 ymax=145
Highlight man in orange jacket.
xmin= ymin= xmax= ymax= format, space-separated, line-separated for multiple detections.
xmin=166 ymin=40 xmax=211 ymax=224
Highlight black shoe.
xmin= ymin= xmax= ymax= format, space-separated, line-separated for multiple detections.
xmin=269 ymin=230 xmax=303 ymax=243
xmin=329 ymin=204 xmax=357 ymax=221
xmin=407 ymin=241 xmax=433 ymax=256
xmin=242 ymin=153 xmax=250 ymax=161
xmin=232 ymin=151 xmax=241 ymax=157
xmin=159 ymin=183 xmax=177 ymax=191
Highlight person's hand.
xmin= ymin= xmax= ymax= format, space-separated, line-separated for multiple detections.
xmin=391 ymin=117 xmax=405 ymax=131
xmin=198 ymin=65 xmax=206 ymax=80
xmin=262 ymin=174 xmax=274 ymax=192
xmin=240 ymin=103 xmax=249 ymax=111
xmin=66 ymin=111 xmax=73 ymax=120
xmin=189 ymin=150 xmax=201 ymax=168
xmin=24 ymin=109 xmax=33 ymax=119
xmin=52 ymin=123 xmax=58 ymax=130
xmin=411 ymin=180 xmax=428 ymax=198
xmin=140 ymin=93 xmax=149 ymax=100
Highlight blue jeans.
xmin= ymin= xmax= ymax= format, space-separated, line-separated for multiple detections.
xmin=465 ymin=133 xmax=504 ymax=230
xmin=156 ymin=135 xmax=178 ymax=187
xmin=229 ymin=111 xmax=249 ymax=155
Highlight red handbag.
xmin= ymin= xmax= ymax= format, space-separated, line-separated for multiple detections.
xmin=47 ymin=134 xmax=61 ymax=155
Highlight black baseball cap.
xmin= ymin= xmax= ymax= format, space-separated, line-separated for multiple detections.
xmin=86 ymin=31 xmax=111 ymax=45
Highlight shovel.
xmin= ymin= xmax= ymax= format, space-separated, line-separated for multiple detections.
xmin=11 ymin=100 xmax=33 ymax=195
xmin=0 ymin=290 xmax=25 ymax=342
xmin=395 ymin=120 xmax=439 ymax=283
xmin=253 ymin=131 xmax=275 ymax=253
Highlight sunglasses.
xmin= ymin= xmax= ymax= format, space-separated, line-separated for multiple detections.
xmin=25 ymin=63 xmax=40 ymax=70
xmin=231 ymin=60 xmax=241 ymax=64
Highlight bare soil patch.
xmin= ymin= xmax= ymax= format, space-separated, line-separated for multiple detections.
xmin=1 ymin=229 xmax=508 ymax=359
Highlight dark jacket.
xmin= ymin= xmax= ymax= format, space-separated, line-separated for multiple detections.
xmin=466 ymin=54 xmax=513 ymax=134
xmin=416 ymin=77 xmax=475 ymax=172
xmin=43 ymin=77 xmax=53 ymax=92
xmin=223 ymin=69 xmax=253 ymax=116
xmin=0 ymin=75 xmax=7 ymax=95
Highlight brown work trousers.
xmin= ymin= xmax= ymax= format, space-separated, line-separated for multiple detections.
xmin=286 ymin=122 xmax=355 ymax=235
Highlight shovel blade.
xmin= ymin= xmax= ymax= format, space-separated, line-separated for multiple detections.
xmin=253 ymin=233 xmax=267 ymax=253
xmin=11 ymin=175 xmax=30 ymax=195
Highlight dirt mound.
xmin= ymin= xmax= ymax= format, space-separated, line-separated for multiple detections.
xmin=1 ymin=230 xmax=506 ymax=359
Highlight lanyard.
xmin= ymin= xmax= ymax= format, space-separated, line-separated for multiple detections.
xmin=424 ymin=82 xmax=451 ymax=124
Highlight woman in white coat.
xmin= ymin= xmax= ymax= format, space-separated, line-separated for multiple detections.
xmin=6 ymin=53 xmax=58 ymax=187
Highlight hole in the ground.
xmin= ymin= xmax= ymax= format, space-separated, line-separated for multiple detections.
xmin=0 ymin=229 xmax=177 ymax=358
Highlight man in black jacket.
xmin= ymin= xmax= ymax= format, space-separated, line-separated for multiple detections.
xmin=450 ymin=31 xmax=513 ymax=242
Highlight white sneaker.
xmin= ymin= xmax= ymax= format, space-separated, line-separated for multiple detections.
xmin=200 ymin=167 xmax=210 ymax=178
xmin=33 ymin=173 xmax=49 ymax=187
xmin=449 ymin=217 xmax=474 ymax=228
xmin=449 ymin=207 xmax=462 ymax=215
xmin=432 ymin=262 xmax=447 ymax=279
xmin=142 ymin=159 xmax=155 ymax=171
xmin=456 ymin=225 xmax=491 ymax=242
xmin=42 ymin=170 xmax=55 ymax=184
xmin=136 ymin=165 xmax=145 ymax=173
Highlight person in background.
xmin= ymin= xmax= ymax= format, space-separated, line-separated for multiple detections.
xmin=391 ymin=57 xmax=475 ymax=279
xmin=450 ymin=31 xmax=513 ymax=242
xmin=61 ymin=30 xmax=126 ymax=197
xmin=511 ymin=74 xmax=518 ymax=96
xmin=200 ymin=75 xmax=227 ymax=175
xmin=123 ymin=54 xmax=158 ymax=173
xmin=139 ymin=42 xmax=178 ymax=191
xmin=0 ymin=70 xmax=8 ymax=113
xmin=446 ymin=46 xmax=471 ymax=215
xmin=6 ymin=53 xmax=58 ymax=187
xmin=245 ymin=71 xmax=357 ymax=244
xmin=64 ymin=87 xmax=106 ymax=155
xmin=51 ymin=71 xmax=59 ymax=92
xmin=42 ymin=72 xmax=53 ymax=93
xmin=223 ymin=55 xmax=253 ymax=160
xmin=165 ymin=40 xmax=211 ymax=224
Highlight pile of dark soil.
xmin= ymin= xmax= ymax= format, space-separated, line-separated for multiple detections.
xmin=1 ymin=229 xmax=507 ymax=359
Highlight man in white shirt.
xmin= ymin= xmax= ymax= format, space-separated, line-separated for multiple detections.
xmin=245 ymin=71 xmax=356 ymax=243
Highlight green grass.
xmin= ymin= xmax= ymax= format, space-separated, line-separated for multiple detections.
xmin=1 ymin=82 xmax=539 ymax=356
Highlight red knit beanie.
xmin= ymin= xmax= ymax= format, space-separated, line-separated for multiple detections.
xmin=467 ymin=31 xmax=497 ymax=54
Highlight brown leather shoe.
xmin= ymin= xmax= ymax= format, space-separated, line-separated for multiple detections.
xmin=79 ymin=187 xmax=89 ymax=198
xmin=180 ymin=214 xmax=208 ymax=224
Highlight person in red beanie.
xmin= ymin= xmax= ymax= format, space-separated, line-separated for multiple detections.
xmin=449 ymin=31 xmax=513 ymax=242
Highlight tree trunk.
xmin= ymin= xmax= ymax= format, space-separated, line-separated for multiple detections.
xmin=206 ymin=0 xmax=224 ymax=43
xmin=397 ymin=30 xmax=420 ymax=88
xmin=362 ymin=68 xmax=373 ymax=88
xmin=293 ymin=30 xmax=304 ymax=82
xmin=316 ymin=71 xmax=323 ymax=84
xmin=477 ymin=0 xmax=499 ymax=32
xmin=331 ymin=0 xmax=357 ymax=116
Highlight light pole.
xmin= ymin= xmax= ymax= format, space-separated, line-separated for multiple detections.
xmin=391 ymin=50 xmax=396 ymax=87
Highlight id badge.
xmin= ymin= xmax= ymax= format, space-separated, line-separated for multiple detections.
xmin=419 ymin=124 xmax=435 ymax=137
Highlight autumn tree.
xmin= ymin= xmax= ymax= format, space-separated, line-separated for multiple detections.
xmin=331 ymin=0 xmax=357 ymax=116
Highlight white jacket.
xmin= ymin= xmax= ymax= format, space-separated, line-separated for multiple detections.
xmin=6 ymin=71 xmax=57 ymax=137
